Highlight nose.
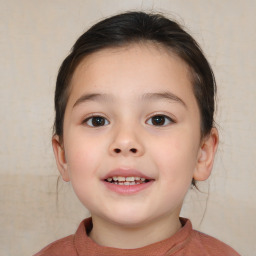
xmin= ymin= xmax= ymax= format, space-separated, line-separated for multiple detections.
xmin=109 ymin=127 xmax=145 ymax=157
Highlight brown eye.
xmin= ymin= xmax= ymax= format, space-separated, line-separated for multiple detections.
xmin=147 ymin=115 xmax=173 ymax=126
xmin=85 ymin=116 xmax=110 ymax=127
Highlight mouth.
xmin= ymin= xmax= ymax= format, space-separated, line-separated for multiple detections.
xmin=104 ymin=176 xmax=151 ymax=185
xmin=102 ymin=168 xmax=154 ymax=194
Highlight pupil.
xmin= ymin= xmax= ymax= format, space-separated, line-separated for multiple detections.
xmin=152 ymin=116 xmax=164 ymax=125
xmin=92 ymin=117 xmax=105 ymax=126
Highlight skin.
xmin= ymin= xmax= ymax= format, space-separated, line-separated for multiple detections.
xmin=52 ymin=43 xmax=218 ymax=249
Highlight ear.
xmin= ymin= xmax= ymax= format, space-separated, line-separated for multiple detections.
xmin=52 ymin=135 xmax=70 ymax=182
xmin=193 ymin=128 xmax=219 ymax=181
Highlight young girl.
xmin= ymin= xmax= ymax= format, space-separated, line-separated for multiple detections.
xmin=34 ymin=11 xmax=240 ymax=256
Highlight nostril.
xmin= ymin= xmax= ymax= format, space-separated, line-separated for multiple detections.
xmin=114 ymin=148 xmax=121 ymax=153
xmin=130 ymin=148 xmax=137 ymax=153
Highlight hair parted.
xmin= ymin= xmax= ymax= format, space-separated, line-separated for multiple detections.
xmin=54 ymin=11 xmax=216 ymax=146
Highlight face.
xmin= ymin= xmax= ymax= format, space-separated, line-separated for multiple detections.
xmin=53 ymin=43 xmax=217 ymax=228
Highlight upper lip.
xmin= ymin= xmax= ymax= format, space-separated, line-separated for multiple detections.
xmin=102 ymin=168 xmax=154 ymax=180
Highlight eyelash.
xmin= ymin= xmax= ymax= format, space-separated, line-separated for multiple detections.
xmin=146 ymin=114 xmax=175 ymax=126
xmin=83 ymin=114 xmax=175 ymax=127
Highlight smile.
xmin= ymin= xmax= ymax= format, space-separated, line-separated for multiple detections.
xmin=105 ymin=176 xmax=149 ymax=185
xmin=102 ymin=168 xmax=154 ymax=194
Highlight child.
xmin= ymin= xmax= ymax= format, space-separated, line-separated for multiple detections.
xmin=34 ymin=11 xmax=240 ymax=256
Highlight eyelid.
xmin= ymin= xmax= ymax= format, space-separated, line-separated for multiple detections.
xmin=146 ymin=112 xmax=176 ymax=121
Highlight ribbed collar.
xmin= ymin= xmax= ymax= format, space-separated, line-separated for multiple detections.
xmin=74 ymin=217 xmax=192 ymax=256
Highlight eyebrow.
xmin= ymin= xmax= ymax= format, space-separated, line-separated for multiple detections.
xmin=73 ymin=93 xmax=113 ymax=108
xmin=73 ymin=91 xmax=187 ymax=108
xmin=141 ymin=92 xmax=187 ymax=108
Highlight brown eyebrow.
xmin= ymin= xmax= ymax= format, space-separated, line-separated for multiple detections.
xmin=141 ymin=92 xmax=187 ymax=108
xmin=73 ymin=93 xmax=113 ymax=108
xmin=73 ymin=91 xmax=187 ymax=108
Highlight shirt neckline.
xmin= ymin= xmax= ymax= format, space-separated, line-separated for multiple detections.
xmin=74 ymin=217 xmax=193 ymax=256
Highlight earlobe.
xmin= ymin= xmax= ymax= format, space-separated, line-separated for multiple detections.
xmin=52 ymin=135 xmax=70 ymax=182
xmin=193 ymin=128 xmax=219 ymax=181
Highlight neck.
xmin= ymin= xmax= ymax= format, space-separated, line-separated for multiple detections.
xmin=89 ymin=214 xmax=182 ymax=249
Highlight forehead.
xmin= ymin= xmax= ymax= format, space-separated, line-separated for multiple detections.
xmin=69 ymin=43 xmax=194 ymax=100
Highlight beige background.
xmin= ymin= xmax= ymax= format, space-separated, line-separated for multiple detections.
xmin=0 ymin=0 xmax=255 ymax=255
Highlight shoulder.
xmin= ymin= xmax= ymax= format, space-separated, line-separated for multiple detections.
xmin=189 ymin=229 xmax=240 ymax=256
xmin=33 ymin=235 xmax=77 ymax=256
xmin=33 ymin=218 xmax=91 ymax=256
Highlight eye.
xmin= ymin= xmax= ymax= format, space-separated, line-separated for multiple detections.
xmin=84 ymin=116 xmax=110 ymax=127
xmin=146 ymin=115 xmax=174 ymax=126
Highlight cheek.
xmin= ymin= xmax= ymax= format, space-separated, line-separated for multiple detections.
xmin=63 ymin=134 xmax=104 ymax=207
xmin=153 ymin=135 xmax=198 ymax=208
xmin=151 ymin=129 xmax=199 ymax=181
xmin=64 ymin=131 xmax=104 ymax=179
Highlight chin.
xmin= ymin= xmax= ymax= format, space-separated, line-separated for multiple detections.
xmin=111 ymin=217 xmax=149 ymax=228
xmin=102 ymin=208 xmax=154 ymax=228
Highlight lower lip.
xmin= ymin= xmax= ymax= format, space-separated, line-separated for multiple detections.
xmin=103 ymin=180 xmax=154 ymax=195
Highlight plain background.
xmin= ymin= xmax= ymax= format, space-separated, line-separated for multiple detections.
xmin=0 ymin=0 xmax=255 ymax=255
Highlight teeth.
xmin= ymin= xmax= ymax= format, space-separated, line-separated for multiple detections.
xmin=117 ymin=176 xmax=125 ymax=182
xmin=106 ymin=176 xmax=149 ymax=185
xmin=125 ymin=177 xmax=135 ymax=182
xmin=124 ymin=181 xmax=136 ymax=185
